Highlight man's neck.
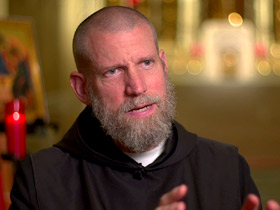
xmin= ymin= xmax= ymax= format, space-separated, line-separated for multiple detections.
xmin=123 ymin=140 xmax=166 ymax=167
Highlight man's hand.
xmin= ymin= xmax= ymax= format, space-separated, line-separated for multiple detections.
xmin=242 ymin=194 xmax=280 ymax=210
xmin=156 ymin=187 xmax=279 ymax=210
xmin=155 ymin=184 xmax=187 ymax=210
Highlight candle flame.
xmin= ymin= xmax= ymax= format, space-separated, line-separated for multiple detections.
xmin=13 ymin=112 xmax=20 ymax=121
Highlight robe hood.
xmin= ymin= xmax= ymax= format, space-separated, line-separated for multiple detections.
xmin=55 ymin=106 xmax=197 ymax=173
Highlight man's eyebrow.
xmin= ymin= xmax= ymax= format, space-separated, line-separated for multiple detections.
xmin=138 ymin=56 xmax=155 ymax=61
xmin=99 ymin=63 xmax=126 ymax=72
xmin=137 ymin=53 xmax=157 ymax=61
xmin=96 ymin=53 xmax=157 ymax=72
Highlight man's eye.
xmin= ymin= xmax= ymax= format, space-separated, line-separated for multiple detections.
xmin=141 ymin=60 xmax=154 ymax=69
xmin=103 ymin=68 xmax=121 ymax=78
xmin=143 ymin=60 xmax=152 ymax=66
xmin=106 ymin=69 xmax=118 ymax=75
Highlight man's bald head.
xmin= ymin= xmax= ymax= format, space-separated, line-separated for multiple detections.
xmin=72 ymin=6 xmax=159 ymax=75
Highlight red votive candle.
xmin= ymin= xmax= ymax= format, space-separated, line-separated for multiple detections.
xmin=4 ymin=99 xmax=27 ymax=159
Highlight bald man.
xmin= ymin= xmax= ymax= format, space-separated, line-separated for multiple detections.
xmin=10 ymin=6 xmax=279 ymax=210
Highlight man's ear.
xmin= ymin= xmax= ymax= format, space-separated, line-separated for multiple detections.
xmin=159 ymin=49 xmax=168 ymax=74
xmin=70 ymin=71 xmax=91 ymax=105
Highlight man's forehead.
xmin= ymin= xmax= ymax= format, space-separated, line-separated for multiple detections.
xmin=88 ymin=22 xmax=152 ymax=38
xmin=88 ymin=25 xmax=156 ymax=53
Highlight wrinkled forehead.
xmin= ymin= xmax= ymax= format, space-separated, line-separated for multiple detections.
xmin=86 ymin=24 xmax=158 ymax=66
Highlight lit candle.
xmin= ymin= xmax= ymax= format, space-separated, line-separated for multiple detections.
xmin=4 ymin=99 xmax=26 ymax=160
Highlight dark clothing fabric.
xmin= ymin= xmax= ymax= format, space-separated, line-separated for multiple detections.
xmin=10 ymin=106 xmax=260 ymax=210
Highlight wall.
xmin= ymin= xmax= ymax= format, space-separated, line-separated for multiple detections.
xmin=175 ymin=85 xmax=280 ymax=167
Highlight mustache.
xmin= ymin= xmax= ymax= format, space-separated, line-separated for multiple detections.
xmin=119 ymin=94 xmax=162 ymax=113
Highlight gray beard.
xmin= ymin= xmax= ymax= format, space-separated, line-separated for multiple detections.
xmin=88 ymin=76 xmax=176 ymax=153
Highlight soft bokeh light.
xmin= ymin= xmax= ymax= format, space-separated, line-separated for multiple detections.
xmin=257 ymin=60 xmax=271 ymax=76
xmin=270 ymin=43 xmax=280 ymax=58
xmin=187 ymin=59 xmax=203 ymax=75
xmin=255 ymin=42 xmax=268 ymax=58
xmin=126 ymin=0 xmax=142 ymax=6
xmin=228 ymin=12 xmax=243 ymax=27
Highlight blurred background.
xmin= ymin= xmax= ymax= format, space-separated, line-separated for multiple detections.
xmin=0 ymin=0 xmax=279 ymax=208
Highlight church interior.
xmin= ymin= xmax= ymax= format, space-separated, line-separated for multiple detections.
xmin=0 ymin=0 xmax=279 ymax=209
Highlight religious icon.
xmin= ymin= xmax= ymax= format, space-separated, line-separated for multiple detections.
xmin=0 ymin=18 xmax=48 ymax=124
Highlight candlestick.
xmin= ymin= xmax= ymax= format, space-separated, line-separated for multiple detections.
xmin=4 ymin=99 xmax=26 ymax=160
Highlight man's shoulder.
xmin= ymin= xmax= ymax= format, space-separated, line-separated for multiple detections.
xmin=195 ymin=136 xmax=238 ymax=153
xmin=189 ymin=136 xmax=240 ymax=170
xmin=16 ymin=146 xmax=83 ymax=185
xmin=25 ymin=146 xmax=77 ymax=169
xmin=31 ymin=146 xmax=64 ymax=158
xmin=174 ymin=121 xmax=238 ymax=156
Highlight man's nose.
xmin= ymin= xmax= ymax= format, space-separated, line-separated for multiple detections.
xmin=125 ymin=68 xmax=147 ymax=96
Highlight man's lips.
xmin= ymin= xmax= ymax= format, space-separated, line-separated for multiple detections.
xmin=128 ymin=103 xmax=154 ymax=113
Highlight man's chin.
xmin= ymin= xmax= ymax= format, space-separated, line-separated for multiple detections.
xmin=123 ymin=113 xmax=157 ymax=126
